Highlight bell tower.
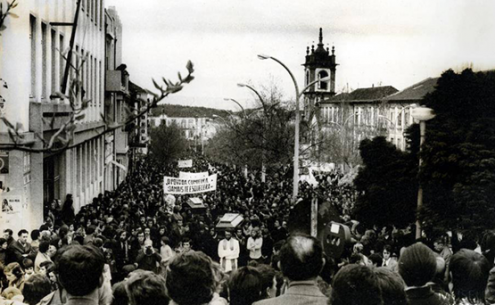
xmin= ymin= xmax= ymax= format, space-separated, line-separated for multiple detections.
xmin=303 ymin=28 xmax=337 ymax=117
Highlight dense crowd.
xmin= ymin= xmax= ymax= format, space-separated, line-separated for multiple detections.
xmin=1 ymin=155 xmax=495 ymax=305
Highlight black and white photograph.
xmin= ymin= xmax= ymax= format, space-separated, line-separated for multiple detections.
xmin=1 ymin=0 xmax=495 ymax=304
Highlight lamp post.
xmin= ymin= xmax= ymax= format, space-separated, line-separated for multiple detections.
xmin=201 ymin=119 xmax=209 ymax=155
xmin=236 ymin=84 xmax=268 ymax=183
xmin=410 ymin=106 xmax=435 ymax=239
xmin=224 ymin=98 xmax=247 ymax=117
xmin=258 ymin=54 xmax=301 ymax=199
xmin=258 ymin=54 xmax=330 ymax=199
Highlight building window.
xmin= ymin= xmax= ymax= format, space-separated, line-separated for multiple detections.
xmin=318 ymin=70 xmax=329 ymax=90
xmin=100 ymin=0 xmax=103 ymax=30
xmin=41 ymin=22 xmax=48 ymax=99
xmin=59 ymin=34 xmax=65 ymax=90
xmin=30 ymin=15 xmax=36 ymax=98
xmin=51 ymin=29 xmax=57 ymax=96
xmin=306 ymin=70 xmax=310 ymax=86
xmin=99 ymin=61 xmax=102 ymax=108
xmin=23 ymin=152 xmax=31 ymax=174
xmin=405 ymin=109 xmax=410 ymax=126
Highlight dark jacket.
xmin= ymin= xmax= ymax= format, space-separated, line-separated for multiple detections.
xmin=135 ymin=248 xmax=161 ymax=273
xmin=8 ymin=240 xmax=33 ymax=264
xmin=254 ymin=280 xmax=328 ymax=305
xmin=405 ymin=285 xmax=453 ymax=305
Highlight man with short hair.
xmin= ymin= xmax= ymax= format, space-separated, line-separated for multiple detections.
xmin=3 ymin=229 xmax=14 ymax=246
xmin=8 ymin=229 xmax=33 ymax=264
xmin=34 ymin=241 xmax=52 ymax=273
xmin=166 ymin=251 xmax=226 ymax=305
xmin=38 ymin=244 xmax=112 ymax=305
xmin=84 ymin=225 xmax=97 ymax=245
xmin=254 ymin=233 xmax=328 ymax=305
xmin=126 ymin=271 xmax=170 ymax=305
xmin=433 ymin=237 xmax=452 ymax=267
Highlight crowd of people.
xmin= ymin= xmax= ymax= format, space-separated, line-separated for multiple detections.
xmin=1 ymin=154 xmax=495 ymax=305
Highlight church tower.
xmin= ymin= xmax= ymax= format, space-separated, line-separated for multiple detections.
xmin=303 ymin=28 xmax=337 ymax=117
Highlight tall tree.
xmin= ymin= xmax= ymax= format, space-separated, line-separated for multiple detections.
xmin=148 ymin=122 xmax=188 ymax=165
xmin=206 ymin=85 xmax=295 ymax=170
xmin=414 ymin=69 xmax=495 ymax=234
xmin=353 ymin=137 xmax=417 ymax=228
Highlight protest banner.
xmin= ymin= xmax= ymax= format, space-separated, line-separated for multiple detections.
xmin=164 ymin=174 xmax=217 ymax=194
xmin=178 ymin=159 xmax=193 ymax=168
xmin=179 ymin=171 xmax=208 ymax=179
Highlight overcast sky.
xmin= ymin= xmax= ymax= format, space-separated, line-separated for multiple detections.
xmin=105 ymin=0 xmax=495 ymax=110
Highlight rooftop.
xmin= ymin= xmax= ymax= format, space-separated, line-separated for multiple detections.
xmin=321 ymin=86 xmax=398 ymax=103
xmin=382 ymin=77 xmax=439 ymax=102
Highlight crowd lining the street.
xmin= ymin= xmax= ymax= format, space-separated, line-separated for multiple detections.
xmin=1 ymin=155 xmax=495 ymax=305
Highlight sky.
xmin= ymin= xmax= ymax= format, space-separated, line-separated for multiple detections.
xmin=105 ymin=0 xmax=495 ymax=110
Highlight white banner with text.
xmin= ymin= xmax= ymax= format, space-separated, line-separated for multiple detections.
xmin=164 ymin=174 xmax=217 ymax=194
xmin=178 ymin=159 xmax=193 ymax=168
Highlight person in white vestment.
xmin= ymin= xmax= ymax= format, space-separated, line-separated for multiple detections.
xmin=218 ymin=231 xmax=239 ymax=272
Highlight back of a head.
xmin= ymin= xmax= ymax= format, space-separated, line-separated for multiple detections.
xmin=229 ymin=266 xmax=264 ymax=305
xmin=255 ymin=264 xmax=276 ymax=298
xmin=39 ymin=241 xmax=50 ymax=254
xmin=368 ymin=253 xmax=383 ymax=267
xmin=279 ymin=234 xmax=323 ymax=281
xmin=86 ymin=225 xmax=97 ymax=235
xmin=166 ymin=251 xmax=215 ymax=305
xmin=330 ymin=264 xmax=382 ymax=305
xmin=112 ymin=282 xmax=129 ymax=305
xmin=398 ymin=242 xmax=437 ymax=287
xmin=126 ymin=271 xmax=169 ymax=305
xmin=23 ymin=274 xmax=52 ymax=305
xmin=31 ymin=230 xmax=40 ymax=241
xmin=374 ymin=267 xmax=407 ymax=305
xmin=57 ymin=244 xmax=105 ymax=296
xmin=450 ymin=249 xmax=490 ymax=303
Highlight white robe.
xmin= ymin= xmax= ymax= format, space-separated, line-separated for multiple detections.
xmin=218 ymin=238 xmax=240 ymax=272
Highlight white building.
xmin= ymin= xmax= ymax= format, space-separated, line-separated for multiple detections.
xmin=0 ymin=0 xmax=121 ymax=233
xmin=150 ymin=114 xmax=210 ymax=141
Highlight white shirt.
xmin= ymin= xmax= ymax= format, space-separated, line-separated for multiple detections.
xmin=218 ymin=238 xmax=240 ymax=272
xmin=247 ymin=236 xmax=263 ymax=259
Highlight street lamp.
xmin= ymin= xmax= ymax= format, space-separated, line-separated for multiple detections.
xmin=410 ymin=106 xmax=435 ymax=239
xmin=258 ymin=53 xmax=330 ymax=199
xmin=224 ymin=98 xmax=247 ymax=118
xmin=235 ymin=84 xmax=269 ymax=183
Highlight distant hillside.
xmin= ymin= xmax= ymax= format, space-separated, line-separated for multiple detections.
xmin=150 ymin=104 xmax=231 ymax=118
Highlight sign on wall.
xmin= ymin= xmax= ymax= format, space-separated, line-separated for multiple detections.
xmin=164 ymin=174 xmax=217 ymax=194
xmin=1 ymin=195 xmax=22 ymax=214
